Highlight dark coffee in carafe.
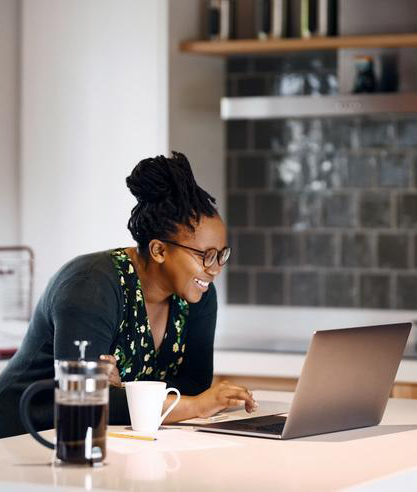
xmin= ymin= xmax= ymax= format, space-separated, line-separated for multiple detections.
xmin=20 ymin=351 xmax=112 ymax=466
xmin=55 ymin=402 xmax=108 ymax=463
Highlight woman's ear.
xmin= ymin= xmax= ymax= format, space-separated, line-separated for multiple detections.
xmin=148 ymin=240 xmax=166 ymax=264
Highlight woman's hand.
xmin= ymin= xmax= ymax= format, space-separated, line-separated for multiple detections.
xmin=99 ymin=354 xmax=122 ymax=388
xmin=194 ymin=381 xmax=258 ymax=418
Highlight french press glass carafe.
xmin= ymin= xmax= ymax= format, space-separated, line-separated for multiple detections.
xmin=20 ymin=341 xmax=113 ymax=466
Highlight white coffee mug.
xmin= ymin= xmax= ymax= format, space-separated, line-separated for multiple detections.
xmin=125 ymin=381 xmax=180 ymax=436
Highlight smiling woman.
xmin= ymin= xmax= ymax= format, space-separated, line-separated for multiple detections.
xmin=0 ymin=151 xmax=256 ymax=438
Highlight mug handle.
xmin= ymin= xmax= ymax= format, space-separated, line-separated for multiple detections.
xmin=19 ymin=379 xmax=55 ymax=450
xmin=160 ymin=387 xmax=181 ymax=424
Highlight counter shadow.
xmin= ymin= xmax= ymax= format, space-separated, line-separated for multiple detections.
xmin=298 ymin=424 xmax=417 ymax=442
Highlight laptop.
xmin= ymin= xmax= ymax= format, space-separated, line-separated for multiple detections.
xmin=196 ymin=322 xmax=411 ymax=440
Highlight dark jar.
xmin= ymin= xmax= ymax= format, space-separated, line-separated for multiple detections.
xmin=353 ymin=56 xmax=377 ymax=93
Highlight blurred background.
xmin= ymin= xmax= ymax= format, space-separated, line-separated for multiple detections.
xmin=2 ymin=0 xmax=417 ymax=394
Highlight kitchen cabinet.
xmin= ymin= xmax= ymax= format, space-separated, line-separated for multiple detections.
xmin=213 ymin=375 xmax=417 ymax=399
xmin=214 ymin=350 xmax=417 ymax=399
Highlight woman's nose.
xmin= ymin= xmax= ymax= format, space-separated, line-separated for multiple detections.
xmin=206 ymin=261 xmax=222 ymax=276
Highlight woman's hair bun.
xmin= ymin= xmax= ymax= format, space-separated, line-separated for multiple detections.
xmin=126 ymin=151 xmax=217 ymax=255
xmin=126 ymin=152 xmax=195 ymax=204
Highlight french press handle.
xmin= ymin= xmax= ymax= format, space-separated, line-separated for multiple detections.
xmin=19 ymin=378 xmax=55 ymax=450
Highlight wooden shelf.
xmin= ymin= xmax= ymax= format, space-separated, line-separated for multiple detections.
xmin=180 ymin=33 xmax=417 ymax=56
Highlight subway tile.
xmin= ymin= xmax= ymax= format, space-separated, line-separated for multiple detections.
xmin=225 ymin=106 xmax=417 ymax=309
xmin=227 ymin=194 xmax=248 ymax=227
xmin=347 ymin=154 xmax=378 ymax=188
xmin=253 ymin=56 xmax=284 ymax=73
xmin=396 ymin=275 xmax=417 ymax=309
xmin=397 ymin=193 xmax=417 ymax=228
xmin=325 ymin=118 xmax=360 ymax=149
xmin=341 ymin=233 xmax=373 ymax=268
xmin=236 ymin=76 xmax=266 ymax=97
xmin=227 ymin=57 xmax=249 ymax=73
xmin=412 ymin=157 xmax=417 ymax=188
xmin=254 ymin=193 xmax=284 ymax=227
xmin=305 ymin=233 xmax=336 ymax=267
xmin=226 ymin=77 xmax=238 ymax=97
xmin=226 ymin=155 xmax=234 ymax=188
xmin=309 ymin=51 xmax=337 ymax=71
xmin=377 ymin=234 xmax=408 ymax=269
xmin=311 ymin=152 xmax=346 ymax=190
xmin=359 ymin=118 xmax=396 ymax=148
xmin=226 ymin=120 xmax=249 ymax=150
xmin=270 ymin=155 xmax=305 ymax=190
xmin=254 ymin=272 xmax=284 ymax=305
xmin=271 ymin=233 xmax=302 ymax=266
xmin=304 ymin=72 xmax=333 ymax=96
xmin=285 ymin=119 xmax=307 ymax=151
xmin=414 ymin=236 xmax=417 ymax=267
xmin=227 ymin=271 xmax=250 ymax=304
xmin=324 ymin=273 xmax=356 ymax=308
xmin=322 ymin=193 xmax=355 ymax=228
xmin=290 ymin=272 xmax=320 ymax=307
xmin=359 ymin=191 xmax=391 ymax=228
xmin=296 ymin=151 xmax=341 ymax=191
xmin=279 ymin=51 xmax=336 ymax=72
xmin=380 ymin=152 xmax=410 ymax=188
xmin=253 ymin=119 xmax=287 ymax=150
xmin=360 ymin=274 xmax=390 ymax=309
xmin=284 ymin=192 xmax=321 ymax=229
xmin=272 ymin=73 xmax=308 ymax=96
xmin=236 ymin=155 xmax=267 ymax=189
xmin=397 ymin=119 xmax=417 ymax=148
xmin=320 ymin=72 xmax=339 ymax=95
xmin=236 ymin=232 xmax=266 ymax=266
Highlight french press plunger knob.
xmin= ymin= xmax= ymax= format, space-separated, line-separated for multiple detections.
xmin=73 ymin=340 xmax=91 ymax=360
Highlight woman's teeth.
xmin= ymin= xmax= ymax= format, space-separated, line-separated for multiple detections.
xmin=194 ymin=278 xmax=209 ymax=288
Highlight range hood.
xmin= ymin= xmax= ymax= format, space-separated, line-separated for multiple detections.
xmin=220 ymin=92 xmax=417 ymax=120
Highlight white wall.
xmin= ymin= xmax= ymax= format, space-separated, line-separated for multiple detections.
xmin=20 ymin=0 xmax=169 ymax=300
xmin=0 ymin=0 xmax=20 ymax=245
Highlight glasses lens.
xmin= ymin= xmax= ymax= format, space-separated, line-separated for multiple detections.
xmin=218 ymin=247 xmax=231 ymax=266
xmin=204 ymin=248 xmax=217 ymax=267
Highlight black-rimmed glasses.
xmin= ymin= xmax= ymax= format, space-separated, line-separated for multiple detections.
xmin=160 ymin=240 xmax=231 ymax=268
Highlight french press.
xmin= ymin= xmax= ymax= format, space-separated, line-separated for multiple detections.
xmin=20 ymin=341 xmax=113 ymax=466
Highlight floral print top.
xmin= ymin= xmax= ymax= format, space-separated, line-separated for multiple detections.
xmin=110 ymin=248 xmax=189 ymax=382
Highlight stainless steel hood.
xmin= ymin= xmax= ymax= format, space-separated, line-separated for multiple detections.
xmin=220 ymin=92 xmax=417 ymax=120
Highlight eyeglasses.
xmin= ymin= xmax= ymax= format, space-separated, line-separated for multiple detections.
xmin=160 ymin=240 xmax=231 ymax=268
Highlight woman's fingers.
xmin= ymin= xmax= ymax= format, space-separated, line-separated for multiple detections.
xmin=195 ymin=381 xmax=258 ymax=418
xmin=221 ymin=387 xmax=258 ymax=412
xmin=100 ymin=354 xmax=122 ymax=388
xmin=100 ymin=354 xmax=117 ymax=365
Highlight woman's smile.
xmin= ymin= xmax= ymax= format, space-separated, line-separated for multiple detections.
xmin=193 ymin=277 xmax=210 ymax=291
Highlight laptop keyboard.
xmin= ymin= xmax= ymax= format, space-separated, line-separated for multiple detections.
xmin=254 ymin=422 xmax=286 ymax=433
xmin=206 ymin=415 xmax=287 ymax=434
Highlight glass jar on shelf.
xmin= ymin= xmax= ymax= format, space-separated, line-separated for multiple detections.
xmin=353 ymin=55 xmax=377 ymax=93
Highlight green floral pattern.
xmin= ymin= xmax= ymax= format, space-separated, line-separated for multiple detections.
xmin=110 ymin=248 xmax=189 ymax=382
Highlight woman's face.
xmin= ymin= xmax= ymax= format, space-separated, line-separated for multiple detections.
xmin=162 ymin=214 xmax=227 ymax=303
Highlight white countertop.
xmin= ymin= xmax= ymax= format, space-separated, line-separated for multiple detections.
xmin=2 ymin=391 xmax=417 ymax=491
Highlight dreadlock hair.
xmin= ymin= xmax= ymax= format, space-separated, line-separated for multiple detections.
xmin=126 ymin=151 xmax=218 ymax=259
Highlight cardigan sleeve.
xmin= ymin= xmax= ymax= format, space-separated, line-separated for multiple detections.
xmin=50 ymin=273 xmax=132 ymax=424
xmin=165 ymin=284 xmax=217 ymax=396
xmin=50 ymin=273 xmax=121 ymax=360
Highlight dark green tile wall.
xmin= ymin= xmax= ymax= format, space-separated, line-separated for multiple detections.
xmin=226 ymin=52 xmax=417 ymax=309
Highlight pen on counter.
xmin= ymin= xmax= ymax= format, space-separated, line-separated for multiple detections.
xmin=108 ymin=432 xmax=155 ymax=441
